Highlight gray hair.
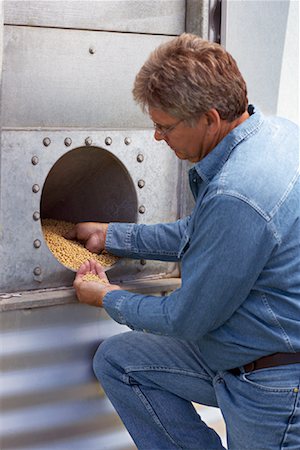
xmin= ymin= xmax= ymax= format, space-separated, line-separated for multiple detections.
xmin=133 ymin=33 xmax=248 ymax=124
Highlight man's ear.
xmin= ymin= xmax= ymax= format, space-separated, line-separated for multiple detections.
xmin=204 ymin=108 xmax=221 ymax=133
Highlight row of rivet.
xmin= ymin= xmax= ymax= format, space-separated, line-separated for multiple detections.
xmin=42 ymin=137 xmax=143 ymax=163
xmin=33 ymin=142 xmax=44 ymax=278
xmin=43 ymin=136 xmax=132 ymax=147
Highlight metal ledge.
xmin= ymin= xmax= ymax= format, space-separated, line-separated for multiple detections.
xmin=0 ymin=278 xmax=181 ymax=312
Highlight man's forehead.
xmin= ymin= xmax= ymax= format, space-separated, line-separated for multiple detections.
xmin=149 ymin=107 xmax=177 ymax=124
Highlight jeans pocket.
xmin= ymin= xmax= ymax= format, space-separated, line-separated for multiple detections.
xmin=241 ymin=365 xmax=300 ymax=393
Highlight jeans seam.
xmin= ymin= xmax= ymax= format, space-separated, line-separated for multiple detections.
xmin=241 ymin=373 xmax=298 ymax=393
xmin=280 ymin=379 xmax=300 ymax=449
xmin=124 ymin=366 xmax=212 ymax=381
xmin=130 ymin=383 xmax=183 ymax=449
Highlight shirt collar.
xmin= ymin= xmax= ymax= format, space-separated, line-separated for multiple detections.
xmin=192 ymin=106 xmax=264 ymax=183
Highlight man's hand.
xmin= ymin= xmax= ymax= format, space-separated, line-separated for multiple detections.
xmin=65 ymin=222 xmax=109 ymax=253
xmin=73 ymin=260 xmax=121 ymax=307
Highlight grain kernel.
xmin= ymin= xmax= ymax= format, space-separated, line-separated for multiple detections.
xmin=82 ymin=272 xmax=108 ymax=284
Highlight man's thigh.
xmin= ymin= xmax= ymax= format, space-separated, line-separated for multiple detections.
xmin=96 ymin=330 xmax=219 ymax=408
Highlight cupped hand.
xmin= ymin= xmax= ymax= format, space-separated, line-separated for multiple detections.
xmin=73 ymin=260 xmax=120 ymax=307
xmin=65 ymin=222 xmax=109 ymax=253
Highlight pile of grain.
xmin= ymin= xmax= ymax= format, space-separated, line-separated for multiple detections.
xmin=42 ymin=219 xmax=118 ymax=271
xmin=82 ymin=272 xmax=109 ymax=284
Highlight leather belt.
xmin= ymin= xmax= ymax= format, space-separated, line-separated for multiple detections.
xmin=229 ymin=352 xmax=300 ymax=375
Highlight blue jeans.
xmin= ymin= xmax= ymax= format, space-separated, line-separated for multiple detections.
xmin=93 ymin=331 xmax=300 ymax=449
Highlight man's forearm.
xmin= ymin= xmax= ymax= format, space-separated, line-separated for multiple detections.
xmin=105 ymin=217 xmax=190 ymax=262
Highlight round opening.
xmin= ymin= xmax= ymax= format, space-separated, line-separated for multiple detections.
xmin=41 ymin=146 xmax=137 ymax=223
xmin=40 ymin=146 xmax=138 ymax=270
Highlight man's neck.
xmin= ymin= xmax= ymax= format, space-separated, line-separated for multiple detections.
xmin=219 ymin=110 xmax=250 ymax=142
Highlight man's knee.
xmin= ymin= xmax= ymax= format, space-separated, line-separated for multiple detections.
xmin=93 ymin=331 xmax=132 ymax=381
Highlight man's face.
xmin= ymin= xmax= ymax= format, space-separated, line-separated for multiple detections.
xmin=149 ymin=108 xmax=211 ymax=163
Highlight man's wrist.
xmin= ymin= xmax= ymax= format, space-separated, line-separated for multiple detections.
xmin=102 ymin=283 xmax=121 ymax=297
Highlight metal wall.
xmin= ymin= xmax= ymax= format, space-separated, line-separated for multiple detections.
xmin=0 ymin=128 xmax=181 ymax=292
xmin=1 ymin=0 xmax=185 ymax=129
xmin=221 ymin=0 xmax=299 ymax=124
xmin=0 ymin=300 xmax=135 ymax=450
xmin=0 ymin=0 xmax=198 ymax=293
xmin=0 ymin=0 xmax=2 ymax=84
xmin=0 ymin=2 xmax=218 ymax=449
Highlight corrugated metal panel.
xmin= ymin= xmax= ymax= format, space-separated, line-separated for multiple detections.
xmin=0 ymin=302 xmax=136 ymax=450
xmin=0 ymin=25 xmax=172 ymax=128
xmin=3 ymin=0 xmax=185 ymax=35
xmin=0 ymin=298 xmax=226 ymax=450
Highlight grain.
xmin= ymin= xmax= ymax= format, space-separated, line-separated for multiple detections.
xmin=42 ymin=219 xmax=118 ymax=271
xmin=82 ymin=272 xmax=108 ymax=284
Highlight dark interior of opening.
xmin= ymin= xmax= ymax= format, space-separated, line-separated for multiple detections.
xmin=41 ymin=146 xmax=138 ymax=224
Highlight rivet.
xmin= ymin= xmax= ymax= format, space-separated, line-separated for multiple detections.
xmin=43 ymin=137 xmax=51 ymax=147
xmin=139 ymin=205 xmax=146 ymax=214
xmin=137 ymin=153 xmax=144 ymax=163
xmin=138 ymin=179 xmax=145 ymax=188
xmin=33 ymin=266 xmax=41 ymax=276
xmin=89 ymin=46 xmax=96 ymax=54
xmin=85 ymin=137 xmax=92 ymax=146
xmin=31 ymin=156 xmax=39 ymax=165
xmin=294 ymin=387 xmax=299 ymax=393
xmin=33 ymin=239 xmax=41 ymax=248
xmin=124 ymin=137 xmax=131 ymax=145
xmin=64 ymin=137 xmax=72 ymax=147
xmin=105 ymin=137 xmax=112 ymax=146
xmin=32 ymin=184 xmax=40 ymax=193
xmin=33 ymin=211 xmax=40 ymax=221
xmin=140 ymin=259 xmax=146 ymax=265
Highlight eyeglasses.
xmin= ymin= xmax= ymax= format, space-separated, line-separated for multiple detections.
xmin=153 ymin=119 xmax=183 ymax=138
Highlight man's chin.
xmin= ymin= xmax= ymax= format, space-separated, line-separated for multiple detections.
xmin=173 ymin=149 xmax=187 ymax=160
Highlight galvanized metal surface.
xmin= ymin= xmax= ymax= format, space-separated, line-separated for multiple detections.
xmin=186 ymin=0 xmax=209 ymax=37
xmin=0 ymin=0 xmax=2 ymax=82
xmin=0 ymin=128 xmax=181 ymax=293
xmin=0 ymin=278 xmax=182 ymax=312
xmin=0 ymin=25 xmax=172 ymax=128
xmin=0 ymin=3 xmax=220 ymax=449
xmin=0 ymin=296 xmax=226 ymax=450
xmin=221 ymin=0 xmax=298 ymax=124
xmin=4 ymin=0 xmax=185 ymax=35
xmin=0 ymin=301 xmax=136 ymax=450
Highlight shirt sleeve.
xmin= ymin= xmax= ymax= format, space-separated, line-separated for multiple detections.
xmin=105 ymin=216 xmax=191 ymax=262
xmin=103 ymin=194 xmax=277 ymax=340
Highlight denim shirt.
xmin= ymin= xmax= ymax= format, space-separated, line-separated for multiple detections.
xmin=104 ymin=108 xmax=300 ymax=371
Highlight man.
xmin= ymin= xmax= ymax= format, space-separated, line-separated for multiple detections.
xmin=70 ymin=34 xmax=300 ymax=449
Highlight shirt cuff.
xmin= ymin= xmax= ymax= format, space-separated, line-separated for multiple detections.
xmin=105 ymin=222 xmax=136 ymax=256
xmin=103 ymin=289 xmax=136 ymax=329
